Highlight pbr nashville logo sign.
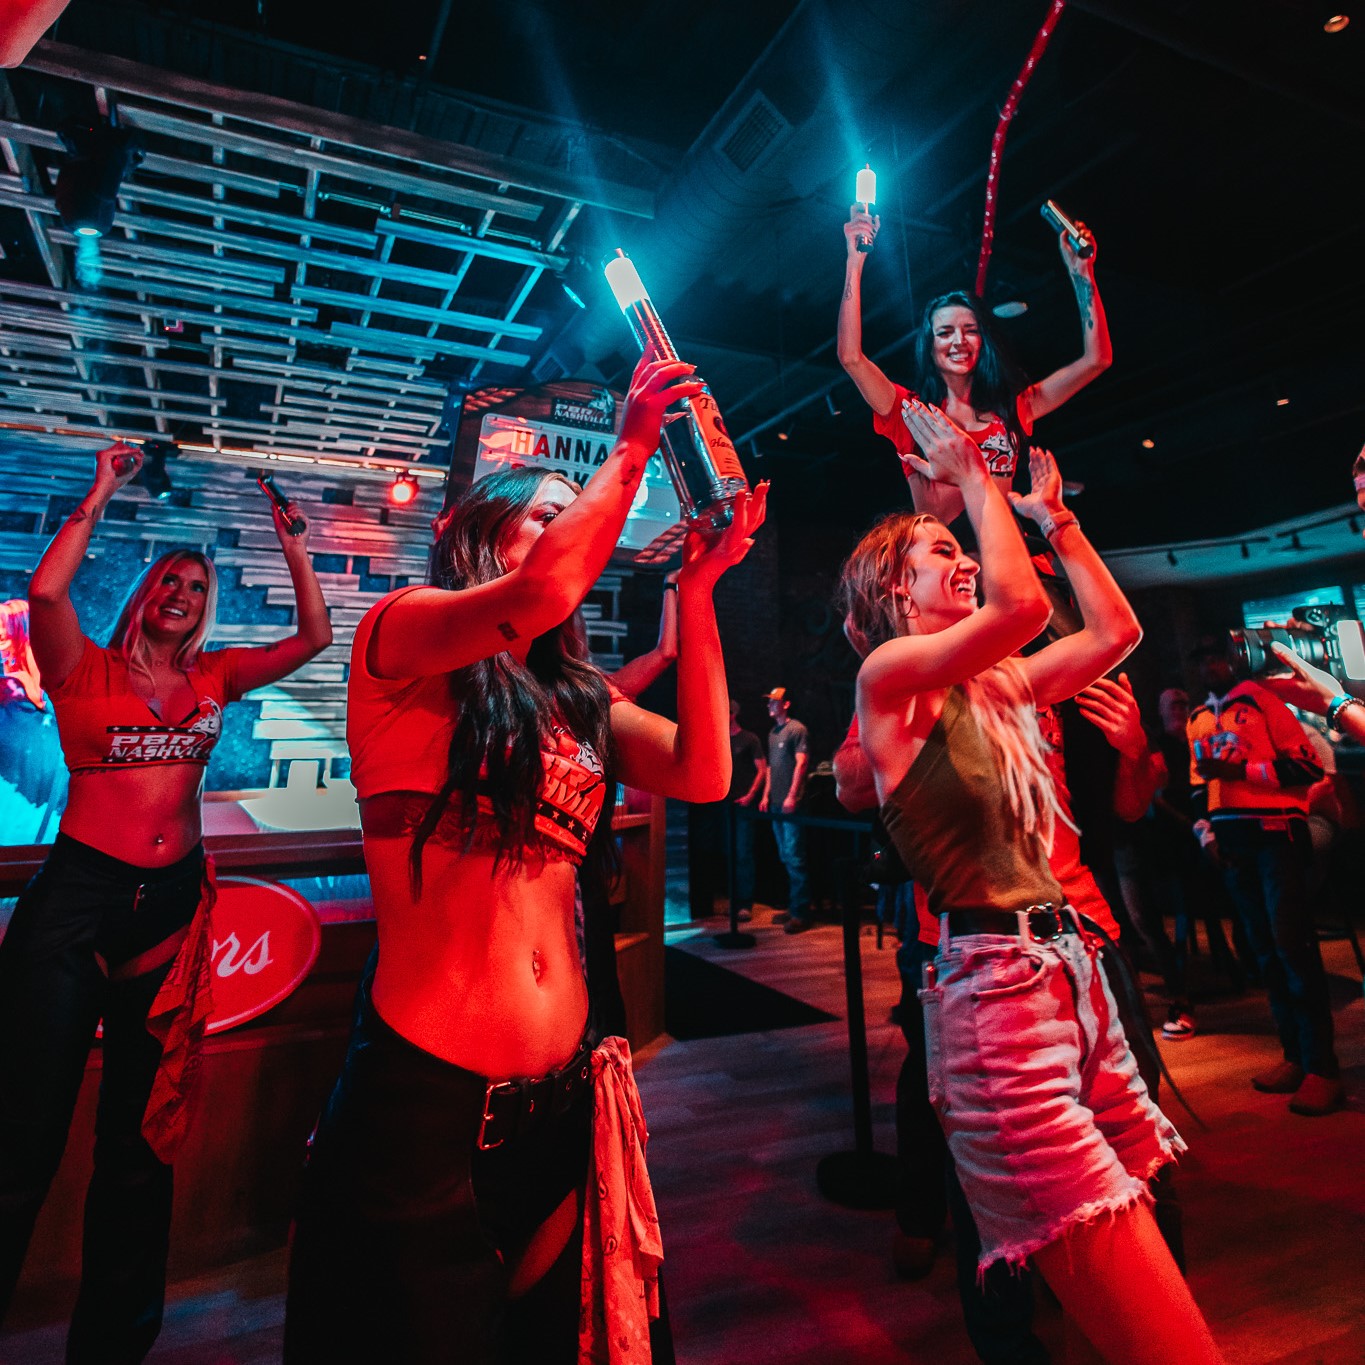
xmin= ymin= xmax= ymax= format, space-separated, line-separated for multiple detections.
xmin=551 ymin=387 xmax=616 ymax=433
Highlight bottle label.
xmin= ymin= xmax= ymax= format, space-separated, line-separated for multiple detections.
xmin=690 ymin=387 xmax=747 ymax=483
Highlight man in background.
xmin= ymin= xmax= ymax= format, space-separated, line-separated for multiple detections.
xmin=727 ymin=698 xmax=766 ymax=922
xmin=1188 ymin=642 xmax=1342 ymax=1115
xmin=760 ymin=687 xmax=812 ymax=934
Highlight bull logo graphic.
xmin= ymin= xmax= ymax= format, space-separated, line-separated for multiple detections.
xmin=186 ymin=698 xmax=223 ymax=738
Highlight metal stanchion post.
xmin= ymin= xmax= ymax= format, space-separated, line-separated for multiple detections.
xmin=816 ymin=835 xmax=897 ymax=1208
xmin=714 ymin=800 xmax=756 ymax=949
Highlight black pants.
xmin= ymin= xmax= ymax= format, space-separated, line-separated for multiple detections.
xmin=0 ymin=833 xmax=204 ymax=1365
xmin=1216 ymin=817 xmax=1338 ymax=1077
xmin=284 ymin=960 xmax=596 ymax=1365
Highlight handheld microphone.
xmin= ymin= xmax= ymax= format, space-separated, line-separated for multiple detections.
xmin=256 ymin=472 xmax=306 ymax=536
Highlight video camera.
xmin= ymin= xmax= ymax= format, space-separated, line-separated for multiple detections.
xmin=1228 ymin=603 xmax=1365 ymax=684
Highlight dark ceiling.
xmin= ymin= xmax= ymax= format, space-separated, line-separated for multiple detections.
xmin=2 ymin=0 xmax=1362 ymax=553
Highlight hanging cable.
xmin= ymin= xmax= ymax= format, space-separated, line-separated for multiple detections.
xmin=974 ymin=0 xmax=1068 ymax=298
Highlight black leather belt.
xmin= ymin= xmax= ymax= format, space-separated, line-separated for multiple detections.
xmin=476 ymin=1037 xmax=595 ymax=1151
xmin=945 ymin=904 xmax=1074 ymax=941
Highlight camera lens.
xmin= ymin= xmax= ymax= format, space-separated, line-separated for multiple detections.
xmin=1226 ymin=630 xmax=1259 ymax=677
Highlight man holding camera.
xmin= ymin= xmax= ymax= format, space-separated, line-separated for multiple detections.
xmin=1187 ymin=643 xmax=1342 ymax=1116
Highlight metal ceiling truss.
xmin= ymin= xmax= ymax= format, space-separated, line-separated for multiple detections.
xmin=0 ymin=41 xmax=652 ymax=468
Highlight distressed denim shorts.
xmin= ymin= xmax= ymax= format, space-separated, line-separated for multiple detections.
xmin=920 ymin=912 xmax=1185 ymax=1273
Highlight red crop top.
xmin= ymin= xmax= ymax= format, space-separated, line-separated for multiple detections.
xmin=48 ymin=636 xmax=246 ymax=773
xmin=872 ymin=382 xmax=1022 ymax=481
xmin=348 ymin=586 xmax=627 ymax=863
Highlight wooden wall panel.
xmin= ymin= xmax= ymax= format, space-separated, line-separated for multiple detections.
xmin=0 ymin=435 xmax=638 ymax=796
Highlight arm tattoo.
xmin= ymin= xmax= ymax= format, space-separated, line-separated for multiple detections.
xmin=65 ymin=508 xmax=94 ymax=526
xmin=1073 ymin=277 xmax=1096 ymax=330
xmin=497 ymin=620 xmax=520 ymax=641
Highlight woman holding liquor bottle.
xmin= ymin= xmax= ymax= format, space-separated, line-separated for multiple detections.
xmin=836 ymin=205 xmax=1111 ymax=527
xmin=284 ymin=353 xmax=766 ymax=1363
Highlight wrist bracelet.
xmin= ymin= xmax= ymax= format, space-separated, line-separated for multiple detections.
xmin=662 ymin=581 xmax=679 ymax=593
xmin=1325 ymin=692 xmax=1364 ymax=729
xmin=1039 ymin=511 xmax=1078 ymax=540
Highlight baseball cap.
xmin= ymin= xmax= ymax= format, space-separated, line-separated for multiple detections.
xmin=763 ymin=687 xmax=788 ymax=702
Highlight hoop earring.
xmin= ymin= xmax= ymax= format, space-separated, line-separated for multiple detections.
xmin=891 ymin=586 xmax=919 ymax=622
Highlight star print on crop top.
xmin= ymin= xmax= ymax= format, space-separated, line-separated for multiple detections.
xmin=872 ymin=382 xmax=1021 ymax=480
xmin=47 ymin=636 xmax=246 ymax=772
xmin=347 ymin=586 xmax=628 ymax=863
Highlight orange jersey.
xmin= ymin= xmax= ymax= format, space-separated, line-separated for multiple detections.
xmin=1186 ymin=681 xmax=1323 ymax=820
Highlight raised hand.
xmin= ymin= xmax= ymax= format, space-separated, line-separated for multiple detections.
xmin=617 ymin=354 xmax=705 ymax=457
xmin=1059 ymin=219 xmax=1097 ymax=273
xmin=1264 ymin=640 xmax=1342 ymax=716
xmin=898 ymin=397 xmax=989 ymax=487
xmin=271 ymin=499 xmax=311 ymax=554
xmin=679 ymin=482 xmax=769 ymax=588
xmin=844 ymin=205 xmax=880 ymax=258
xmin=93 ymin=441 xmax=142 ymax=497
xmin=1007 ymin=446 xmax=1066 ymax=527
xmin=1076 ymin=672 xmax=1147 ymax=759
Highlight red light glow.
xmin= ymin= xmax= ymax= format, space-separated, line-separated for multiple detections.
xmin=388 ymin=474 xmax=419 ymax=505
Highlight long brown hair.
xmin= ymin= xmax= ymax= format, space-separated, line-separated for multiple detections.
xmin=107 ymin=548 xmax=219 ymax=684
xmin=410 ymin=464 xmax=617 ymax=889
xmin=837 ymin=512 xmax=1068 ymax=849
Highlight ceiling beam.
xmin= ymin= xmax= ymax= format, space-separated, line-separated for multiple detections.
xmin=23 ymin=40 xmax=655 ymax=218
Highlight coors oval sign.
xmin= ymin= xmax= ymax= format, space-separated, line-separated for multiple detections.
xmin=206 ymin=876 xmax=322 ymax=1034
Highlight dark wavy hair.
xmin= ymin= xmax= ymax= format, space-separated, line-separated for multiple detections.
xmin=912 ymin=291 xmax=1030 ymax=457
xmin=409 ymin=464 xmax=617 ymax=892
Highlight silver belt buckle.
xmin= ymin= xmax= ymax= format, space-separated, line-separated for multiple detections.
xmin=477 ymin=1080 xmax=519 ymax=1151
xmin=1025 ymin=902 xmax=1063 ymax=941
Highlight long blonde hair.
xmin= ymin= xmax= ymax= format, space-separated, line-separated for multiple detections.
xmin=838 ymin=511 xmax=1070 ymax=849
xmin=107 ymin=548 xmax=219 ymax=683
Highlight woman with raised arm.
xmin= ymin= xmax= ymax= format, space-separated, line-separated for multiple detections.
xmin=0 ymin=440 xmax=331 ymax=1364
xmin=837 ymin=205 xmax=1111 ymax=527
xmin=838 ymin=401 xmax=1223 ymax=1365
xmin=283 ymin=354 xmax=766 ymax=1365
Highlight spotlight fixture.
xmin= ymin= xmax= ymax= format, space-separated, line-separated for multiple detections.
xmin=1324 ymin=14 xmax=1350 ymax=33
xmin=388 ymin=473 xmax=420 ymax=506
xmin=1141 ymin=437 xmax=1156 ymax=450
xmin=991 ymin=299 xmax=1029 ymax=319
xmin=776 ymin=422 xmax=793 ymax=442
xmin=1166 ymin=550 xmax=1178 ymax=567
xmin=1241 ymin=542 xmax=1251 ymax=559
xmin=1275 ymin=396 xmax=1290 ymax=407
xmin=54 ymin=115 xmax=143 ymax=239
xmin=825 ymin=394 xmax=841 ymax=418
xmin=135 ymin=439 xmax=177 ymax=500
xmin=1290 ymin=532 xmax=1304 ymax=551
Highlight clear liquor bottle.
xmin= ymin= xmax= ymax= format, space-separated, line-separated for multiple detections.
xmin=604 ymin=249 xmax=748 ymax=532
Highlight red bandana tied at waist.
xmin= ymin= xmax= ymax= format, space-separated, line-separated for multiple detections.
xmin=579 ymin=1036 xmax=662 ymax=1364
xmin=141 ymin=854 xmax=218 ymax=1164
